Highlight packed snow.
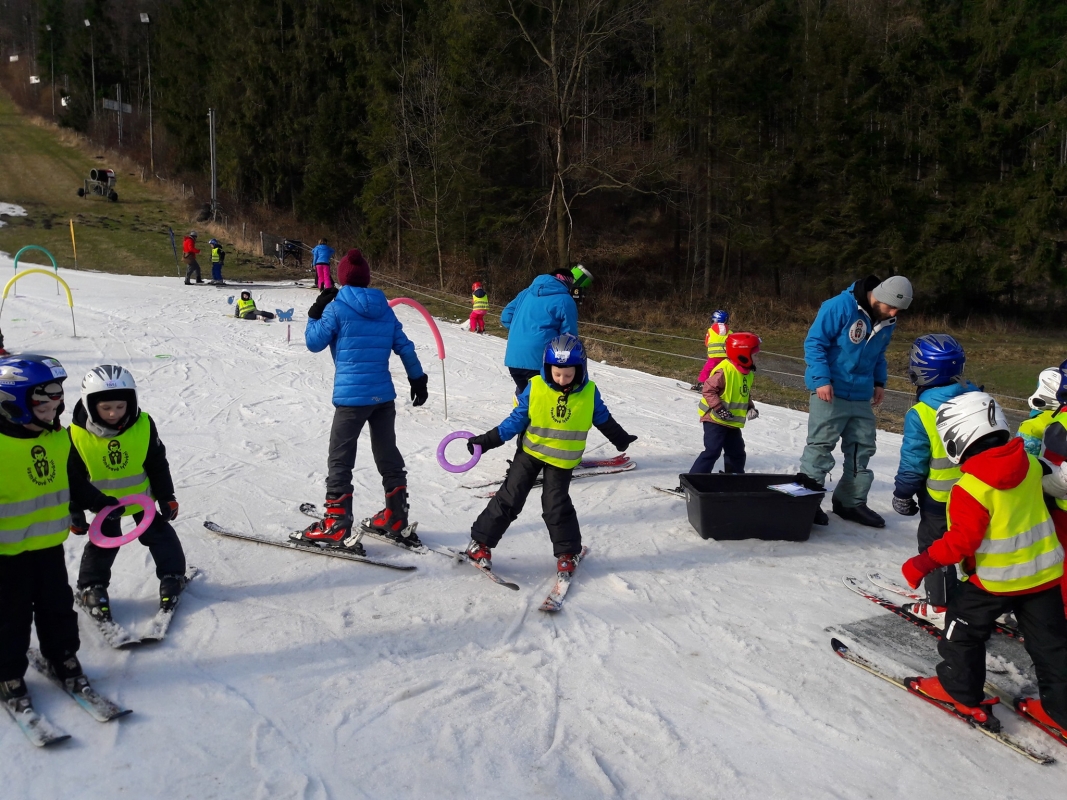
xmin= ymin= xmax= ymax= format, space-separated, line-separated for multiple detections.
xmin=0 ymin=256 xmax=1063 ymax=798
xmin=0 ymin=202 xmax=28 ymax=227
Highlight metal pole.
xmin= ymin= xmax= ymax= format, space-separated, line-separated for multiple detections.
xmin=147 ymin=30 xmax=153 ymax=173
xmin=208 ymin=108 xmax=217 ymax=217
xmin=89 ymin=28 xmax=95 ymax=118
xmin=441 ymin=359 xmax=448 ymax=420
xmin=116 ymin=84 xmax=122 ymax=144
xmin=47 ymin=27 xmax=54 ymax=117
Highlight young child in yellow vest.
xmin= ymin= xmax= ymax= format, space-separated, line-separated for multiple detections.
xmin=69 ymin=365 xmax=188 ymax=620
xmin=902 ymin=392 xmax=1067 ymax=738
xmin=234 ymin=290 xmax=276 ymax=322
xmin=1016 ymin=367 xmax=1062 ymax=456
xmin=691 ymin=309 xmax=731 ymax=390
xmin=685 ymin=332 xmax=760 ymax=483
xmin=470 ymin=282 xmax=488 ymax=333
xmin=0 ymin=354 xmax=119 ymax=713
xmin=463 ymin=334 xmax=636 ymax=574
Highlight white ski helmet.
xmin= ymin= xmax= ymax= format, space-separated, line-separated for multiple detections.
xmin=1030 ymin=368 xmax=1062 ymax=411
xmin=81 ymin=365 xmax=138 ymax=431
xmin=935 ymin=392 xmax=1009 ymax=464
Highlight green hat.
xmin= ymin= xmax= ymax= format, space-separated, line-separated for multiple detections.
xmin=570 ymin=264 xmax=593 ymax=289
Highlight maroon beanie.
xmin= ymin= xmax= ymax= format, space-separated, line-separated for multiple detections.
xmin=337 ymin=249 xmax=371 ymax=288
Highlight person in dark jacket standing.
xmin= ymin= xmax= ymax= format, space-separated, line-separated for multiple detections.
xmin=182 ymin=231 xmax=202 ymax=285
xmin=294 ymin=249 xmax=429 ymax=554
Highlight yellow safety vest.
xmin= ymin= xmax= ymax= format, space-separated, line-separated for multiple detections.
xmin=472 ymin=293 xmax=489 ymax=311
xmin=913 ymin=402 xmax=962 ymax=503
xmin=705 ymin=325 xmax=729 ymax=359
xmin=698 ymin=360 xmax=751 ymax=428
xmin=0 ymin=428 xmax=72 ymax=556
xmin=949 ymin=457 xmax=1064 ymax=593
xmin=1019 ymin=410 xmax=1056 ymax=444
xmin=69 ymin=414 xmax=153 ymax=516
xmin=522 ymin=377 xmax=595 ymax=469
xmin=211 ymin=246 xmax=223 ymax=264
xmin=237 ymin=298 xmax=257 ymax=316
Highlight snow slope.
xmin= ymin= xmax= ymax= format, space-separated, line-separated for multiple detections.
xmin=0 ymin=260 xmax=1063 ymax=798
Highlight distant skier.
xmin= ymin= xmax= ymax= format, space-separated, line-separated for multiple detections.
xmin=462 ymin=334 xmax=636 ymax=574
xmin=1016 ymin=367 xmax=1062 ymax=456
xmin=182 ymin=231 xmax=203 ymax=285
xmin=312 ymin=238 xmax=335 ymax=290
xmin=208 ymin=238 xmax=226 ymax=285
xmin=294 ymin=249 xmax=429 ymax=554
xmin=902 ymin=392 xmax=1067 ymax=737
xmin=469 ymin=282 xmax=488 ymax=333
xmin=70 ymin=365 xmax=189 ymax=619
xmin=691 ymin=309 xmax=731 ymax=390
xmin=0 ymin=354 xmax=118 ymax=709
xmin=500 ymin=268 xmax=582 ymax=394
xmin=892 ymin=335 xmax=977 ymax=628
xmin=234 ymin=291 xmax=275 ymax=322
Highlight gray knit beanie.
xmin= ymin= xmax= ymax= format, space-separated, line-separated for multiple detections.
xmin=872 ymin=275 xmax=913 ymax=309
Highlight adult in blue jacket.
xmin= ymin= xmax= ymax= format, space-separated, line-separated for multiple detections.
xmin=294 ymin=249 xmax=429 ymax=555
xmin=800 ymin=274 xmax=913 ymax=528
xmin=500 ymin=269 xmax=579 ymax=392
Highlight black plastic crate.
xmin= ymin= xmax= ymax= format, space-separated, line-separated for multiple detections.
xmin=678 ymin=473 xmax=824 ymax=542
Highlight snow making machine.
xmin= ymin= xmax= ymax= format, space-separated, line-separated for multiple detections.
xmin=77 ymin=168 xmax=119 ymax=202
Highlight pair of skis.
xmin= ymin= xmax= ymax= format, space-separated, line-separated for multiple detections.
xmin=460 ymin=453 xmax=632 ymax=491
xmin=3 ymin=649 xmax=131 ymax=747
xmin=77 ymin=566 xmax=200 ymax=649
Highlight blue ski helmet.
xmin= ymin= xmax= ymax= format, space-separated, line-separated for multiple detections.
xmin=711 ymin=309 xmax=729 ymax=326
xmin=907 ymin=334 xmax=965 ymax=387
xmin=544 ymin=334 xmax=587 ymax=389
xmin=0 ymin=354 xmax=68 ymax=425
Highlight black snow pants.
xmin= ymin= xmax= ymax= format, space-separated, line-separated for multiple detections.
xmin=937 ymin=580 xmax=1067 ymax=729
xmin=471 ymin=448 xmax=581 ymax=557
xmin=78 ymin=512 xmax=186 ymax=588
xmin=0 ymin=545 xmax=79 ymax=682
xmin=917 ymin=492 xmax=956 ymax=607
xmin=326 ymin=402 xmax=406 ymax=496
xmin=184 ymin=258 xmax=202 ymax=283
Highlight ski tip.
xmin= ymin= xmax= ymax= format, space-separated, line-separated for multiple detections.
xmin=45 ymin=734 xmax=73 ymax=747
xmin=108 ymin=709 xmax=134 ymax=720
xmin=830 ymin=637 xmax=849 ymax=655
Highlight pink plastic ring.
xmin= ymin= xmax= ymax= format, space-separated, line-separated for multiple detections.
xmin=437 ymin=431 xmax=481 ymax=474
xmin=87 ymin=493 xmax=157 ymax=548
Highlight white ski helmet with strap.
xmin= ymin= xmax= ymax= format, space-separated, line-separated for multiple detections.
xmin=1030 ymin=367 xmax=1062 ymax=411
xmin=81 ymin=365 xmax=138 ymax=434
xmin=935 ymin=392 xmax=1008 ymax=465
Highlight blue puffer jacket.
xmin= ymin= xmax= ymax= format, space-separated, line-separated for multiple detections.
xmin=496 ymin=361 xmax=611 ymax=441
xmin=311 ymin=244 xmax=334 ymax=265
xmin=500 ymin=275 xmax=579 ymax=370
xmin=803 ymin=279 xmax=896 ymax=401
xmin=306 ymin=287 xmax=424 ymax=407
xmin=894 ymin=381 xmax=979 ymax=498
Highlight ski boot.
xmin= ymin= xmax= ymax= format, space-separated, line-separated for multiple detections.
xmin=159 ymin=574 xmax=189 ymax=611
xmin=1014 ymin=697 xmax=1067 ymax=740
xmin=291 ymin=493 xmax=365 ymax=556
xmin=42 ymin=654 xmax=92 ymax=695
xmin=0 ymin=677 xmax=28 ymax=704
xmin=366 ymin=487 xmax=422 ymax=548
xmin=903 ymin=600 xmax=947 ymax=630
xmin=556 ymin=554 xmax=578 ymax=574
xmin=77 ymin=585 xmax=113 ymax=622
xmin=907 ymin=676 xmax=1000 ymax=730
xmin=465 ymin=540 xmax=492 ymax=568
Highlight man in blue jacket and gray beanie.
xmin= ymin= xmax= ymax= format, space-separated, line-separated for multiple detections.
xmin=501 ymin=268 xmax=584 ymax=394
xmin=800 ymin=274 xmax=913 ymax=528
xmin=294 ymin=249 xmax=429 ymax=554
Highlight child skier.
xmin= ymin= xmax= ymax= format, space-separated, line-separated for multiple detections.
xmin=470 ymin=282 xmax=488 ymax=333
xmin=234 ymin=290 xmax=276 ymax=322
xmin=686 ymin=332 xmax=760 ymax=477
xmin=691 ymin=309 xmax=731 ymax=390
xmin=0 ymin=354 xmax=119 ymax=711
xmin=901 ymin=392 xmax=1067 ymax=737
xmin=182 ymin=230 xmax=202 ymax=285
xmin=1017 ymin=367 xmax=1062 ymax=455
xmin=208 ymin=238 xmax=226 ymax=285
xmin=312 ymin=238 xmax=335 ymax=290
xmin=463 ymin=334 xmax=637 ymax=573
xmin=294 ymin=248 xmax=429 ymax=553
xmin=892 ymin=335 xmax=976 ymax=627
xmin=70 ymin=365 xmax=189 ymax=619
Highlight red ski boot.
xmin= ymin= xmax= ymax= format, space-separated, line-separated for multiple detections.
xmin=556 ymin=554 xmax=578 ymax=574
xmin=291 ymin=493 xmax=364 ymax=555
xmin=465 ymin=540 xmax=492 ymax=568
xmin=366 ymin=487 xmax=421 ymax=547
xmin=1014 ymin=697 xmax=1067 ymax=744
xmin=908 ymin=676 xmax=1000 ymax=730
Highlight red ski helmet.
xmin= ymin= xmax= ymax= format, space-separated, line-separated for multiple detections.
xmin=725 ymin=332 xmax=761 ymax=374
xmin=472 ymin=282 xmax=483 ymax=291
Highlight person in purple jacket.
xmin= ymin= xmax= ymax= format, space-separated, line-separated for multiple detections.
xmin=294 ymin=249 xmax=429 ymax=554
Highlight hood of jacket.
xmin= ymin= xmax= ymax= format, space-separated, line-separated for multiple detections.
xmin=961 ymin=436 xmax=1030 ymax=490
xmin=531 ymin=274 xmax=571 ymax=297
xmin=334 ymin=286 xmax=390 ymax=320
xmin=917 ymin=380 xmax=979 ymax=409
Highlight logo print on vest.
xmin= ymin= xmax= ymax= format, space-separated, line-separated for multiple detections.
xmin=104 ymin=440 xmax=129 ymax=471
xmin=28 ymin=444 xmax=56 ymax=486
xmin=551 ymin=396 xmax=573 ymax=424
xmin=848 ymin=319 xmax=867 ymax=344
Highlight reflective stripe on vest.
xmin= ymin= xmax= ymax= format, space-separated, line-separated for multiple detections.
xmin=698 ymin=360 xmax=750 ymax=428
xmin=705 ymin=325 xmax=729 ymax=358
xmin=949 ymin=458 xmax=1065 ymax=593
xmin=237 ymin=298 xmax=256 ymax=315
xmin=0 ymin=428 xmax=72 ymax=555
xmin=522 ymin=377 xmax=595 ymax=469
xmin=472 ymin=293 xmax=489 ymax=311
xmin=211 ymin=246 xmax=222 ymax=264
xmin=913 ymin=402 xmax=963 ymax=503
xmin=69 ymin=414 xmax=153 ymax=516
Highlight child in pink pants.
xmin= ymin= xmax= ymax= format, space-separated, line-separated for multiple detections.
xmin=470 ymin=282 xmax=488 ymax=333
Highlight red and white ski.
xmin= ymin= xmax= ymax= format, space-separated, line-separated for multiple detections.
xmin=540 ymin=547 xmax=589 ymax=612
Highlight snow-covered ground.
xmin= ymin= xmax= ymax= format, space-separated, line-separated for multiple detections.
xmin=0 ymin=202 xmax=28 ymax=226
xmin=1 ymin=258 xmax=1062 ymax=798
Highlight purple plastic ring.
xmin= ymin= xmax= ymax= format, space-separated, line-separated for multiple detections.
xmin=87 ymin=493 xmax=157 ymax=548
xmin=437 ymin=431 xmax=481 ymax=474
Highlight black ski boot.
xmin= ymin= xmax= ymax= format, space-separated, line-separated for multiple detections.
xmin=0 ymin=677 xmax=28 ymax=703
xmin=159 ymin=574 xmax=189 ymax=611
xmin=77 ymin=585 xmax=112 ymax=622
xmin=367 ymin=486 xmax=422 ymax=547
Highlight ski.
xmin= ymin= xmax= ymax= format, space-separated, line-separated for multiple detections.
xmin=1014 ymin=698 xmax=1067 ymax=749
xmin=653 ymin=485 xmax=685 ymax=498
xmin=296 ymin=504 xmax=457 ymax=559
xmin=75 ymin=600 xmax=143 ymax=650
xmin=451 ymin=548 xmax=520 ymax=591
xmin=830 ymin=638 xmax=1054 ymax=764
xmin=461 ymin=456 xmax=631 ymax=490
xmin=203 ymin=521 xmax=416 ymax=571
xmin=26 ymin=648 xmax=131 ymax=723
xmin=866 ymin=571 xmax=1024 ymax=641
xmin=539 ymin=547 xmax=589 ymax=612
xmin=473 ymin=462 xmax=636 ymax=498
xmin=140 ymin=566 xmax=201 ymax=643
xmin=677 ymin=382 xmax=702 ymax=392
xmin=842 ymin=576 xmax=944 ymax=638
xmin=2 ymin=691 xmax=70 ymax=747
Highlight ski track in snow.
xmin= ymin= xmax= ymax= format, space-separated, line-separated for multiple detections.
xmin=0 ymin=260 xmax=1062 ymax=798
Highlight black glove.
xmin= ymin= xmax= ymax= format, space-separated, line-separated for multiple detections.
xmin=159 ymin=498 xmax=179 ymax=521
xmin=409 ymin=374 xmax=429 ymax=407
xmin=597 ymin=416 xmax=638 ymax=452
xmin=70 ymin=510 xmax=89 ymax=536
xmin=714 ymin=406 xmax=733 ymax=422
xmin=307 ymin=287 xmax=338 ymax=320
xmin=892 ymin=495 xmax=919 ymax=516
xmin=467 ymin=428 xmax=504 ymax=454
